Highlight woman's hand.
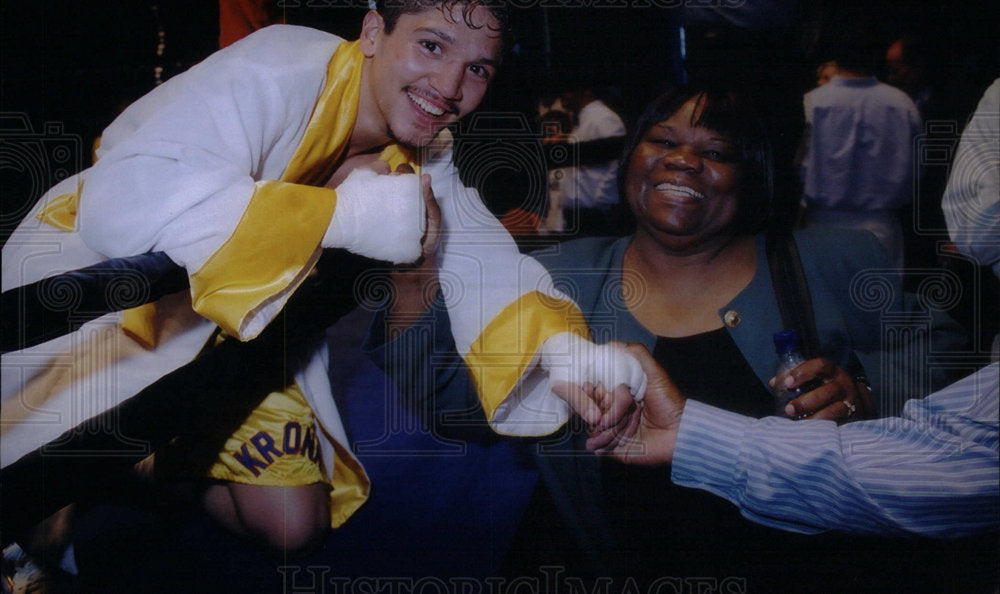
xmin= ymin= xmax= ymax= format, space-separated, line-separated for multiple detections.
xmin=385 ymin=165 xmax=441 ymax=338
xmin=544 ymin=337 xmax=647 ymax=449
xmin=774 ymin=358 xmax=874 ymax=423
xmin=594 ymin=343 xmax=687 ymax=464
xmin=552 ymin=380 xmax=641 ymax=452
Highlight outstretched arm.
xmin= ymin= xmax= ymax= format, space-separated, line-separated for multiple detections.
xmin=605 ymin=345 xmax=999 ymax=538
xmin=365 ymin=172 xmax=642 ymax=443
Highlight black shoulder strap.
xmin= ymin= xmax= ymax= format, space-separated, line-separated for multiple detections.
xmin=766 ymin=231 xmax=820 ymax=359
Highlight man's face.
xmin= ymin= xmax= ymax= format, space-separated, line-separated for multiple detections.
xmin=360 ymin=5 xmax=502 ymax=149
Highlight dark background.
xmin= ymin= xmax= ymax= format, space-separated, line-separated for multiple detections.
xmin=3 ymin=1 xmax=997 ymax=242
xmin=1 ymin=2 xmax=998 ymax=592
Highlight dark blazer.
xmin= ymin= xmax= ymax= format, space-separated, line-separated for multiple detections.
xmin=365 ymin=227 xmax=967 ymax=577
xmin=531 ymin=228 xmax=965 ymax=413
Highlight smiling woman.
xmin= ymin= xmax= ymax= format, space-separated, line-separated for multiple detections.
xmin=372 ymin=82 xmax=968 ymax=587
xmin=624 ymin=100 xmax=744 ymax=249
xmin=617 ymin=87 xmax=775 ymax=337
xmin=617 ymin=87 xmax=774 ymax=241
xmin=504 ymin=84 xmax=968 ymax=587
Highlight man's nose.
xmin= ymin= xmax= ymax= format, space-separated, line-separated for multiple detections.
xmin=431 ymin=62 xmax=464 ymax=102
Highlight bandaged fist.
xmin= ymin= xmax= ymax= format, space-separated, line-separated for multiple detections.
xmin=322 ymin=167 xmax=425 ymax=264
xmin=540 ymin=332 xmax=648 ymax=428
xmin=599 ymin=343 xmax=686 ymax=465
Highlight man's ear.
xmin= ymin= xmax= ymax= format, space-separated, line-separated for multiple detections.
xmin=360 ymin=10 xmax=383 ymax=57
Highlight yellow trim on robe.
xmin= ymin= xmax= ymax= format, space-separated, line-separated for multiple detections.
xmin=121 ymin=304 xmax=158 ymax=349
xmin=35 ymin=183 xmax=82 ymax=232
xmin=26 ymin=38 xmax=377 ymax=529
xmin=185 ymin=41 xmax=418 ymax=340
xmin=282 ymin=40 xmax=366 ymax=186
xmin=464 ymin=291 xmax=589 ymax=425
xmin=378 ymin=144 xmax=419 ymax=174
xmin=189 ymin=180 xmax=335 ymax=337
xmin=36 ymin=180 xmax=163 ymax=347
xmin=328 ymin=437 xmax=370 ymax=528
xmin=188 ymin=41 xmax=366 ymax=339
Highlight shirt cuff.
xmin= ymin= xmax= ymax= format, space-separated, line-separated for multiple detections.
xmin=671 ymin=399 xmax=751 ymax=497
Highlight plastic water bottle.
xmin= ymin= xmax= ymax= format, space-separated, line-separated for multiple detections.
xmin=773 ymin=330 xmax=807 ymax=416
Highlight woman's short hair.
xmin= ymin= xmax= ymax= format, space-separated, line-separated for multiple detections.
xmin=617 ymin=84 xmax=775 ymax=235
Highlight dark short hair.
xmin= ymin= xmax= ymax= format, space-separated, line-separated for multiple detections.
xmin=617 ymin=84 xmax=774 ymax=235
xmin=376 ymin=0 xmax=510 ymax=47
xmin=831 ymin=19 xmax=883 ymax=75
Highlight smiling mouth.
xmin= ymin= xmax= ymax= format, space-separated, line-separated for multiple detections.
xmin=407 ymin=91 xmax=450 ymax=118
xmin=654 ymin=182 xmax=705 ymax=200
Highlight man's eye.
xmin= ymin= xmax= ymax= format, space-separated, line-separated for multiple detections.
xmin=420 ymin=41 xmax=441 ymax=54
xmin=469 ymin=64 xmax=490 ymax=81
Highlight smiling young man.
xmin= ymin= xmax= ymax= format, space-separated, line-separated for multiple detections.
xmin=357 ymin=5 xmax=500 ymax=151
xmin=2 ymin=0 xmax=646 ymax=572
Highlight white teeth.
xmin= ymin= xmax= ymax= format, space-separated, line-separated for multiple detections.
xmin=654 ymin=182 xmax=705 ymax=200
xmin=408 ymin=92 xmax=445 ymax=116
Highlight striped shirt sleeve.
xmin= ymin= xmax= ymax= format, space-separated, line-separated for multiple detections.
xmin=671 ymin=364 xmax=999 ymax=538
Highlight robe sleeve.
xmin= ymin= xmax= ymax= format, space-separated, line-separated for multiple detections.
xmin=76 ymin=26 xmax=345 ymax=339
xmin=422 ymin=144 xmax=590 ymax=436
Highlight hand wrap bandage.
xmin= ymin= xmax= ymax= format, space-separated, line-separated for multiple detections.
xmin=488 ymin=332 xmax=648 ymax=436
xmin=322 ymin=168 xmax=425 ymax=264
xmin=540 ymin=332 xmax=648 ymax=402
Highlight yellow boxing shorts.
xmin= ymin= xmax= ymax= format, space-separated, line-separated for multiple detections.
xmin=155 ymin=383 xmax=324 ymax=487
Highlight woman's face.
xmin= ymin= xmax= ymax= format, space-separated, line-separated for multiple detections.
xmin=625 ymin=97 xmax=743 ymax=250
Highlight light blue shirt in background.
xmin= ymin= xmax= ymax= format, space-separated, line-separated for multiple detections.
xmin=802 ymin=75 xmax=922 ymax=213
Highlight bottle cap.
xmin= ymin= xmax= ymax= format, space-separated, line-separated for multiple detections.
xmin=773 ymin=330 xmax=802 ymax=354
